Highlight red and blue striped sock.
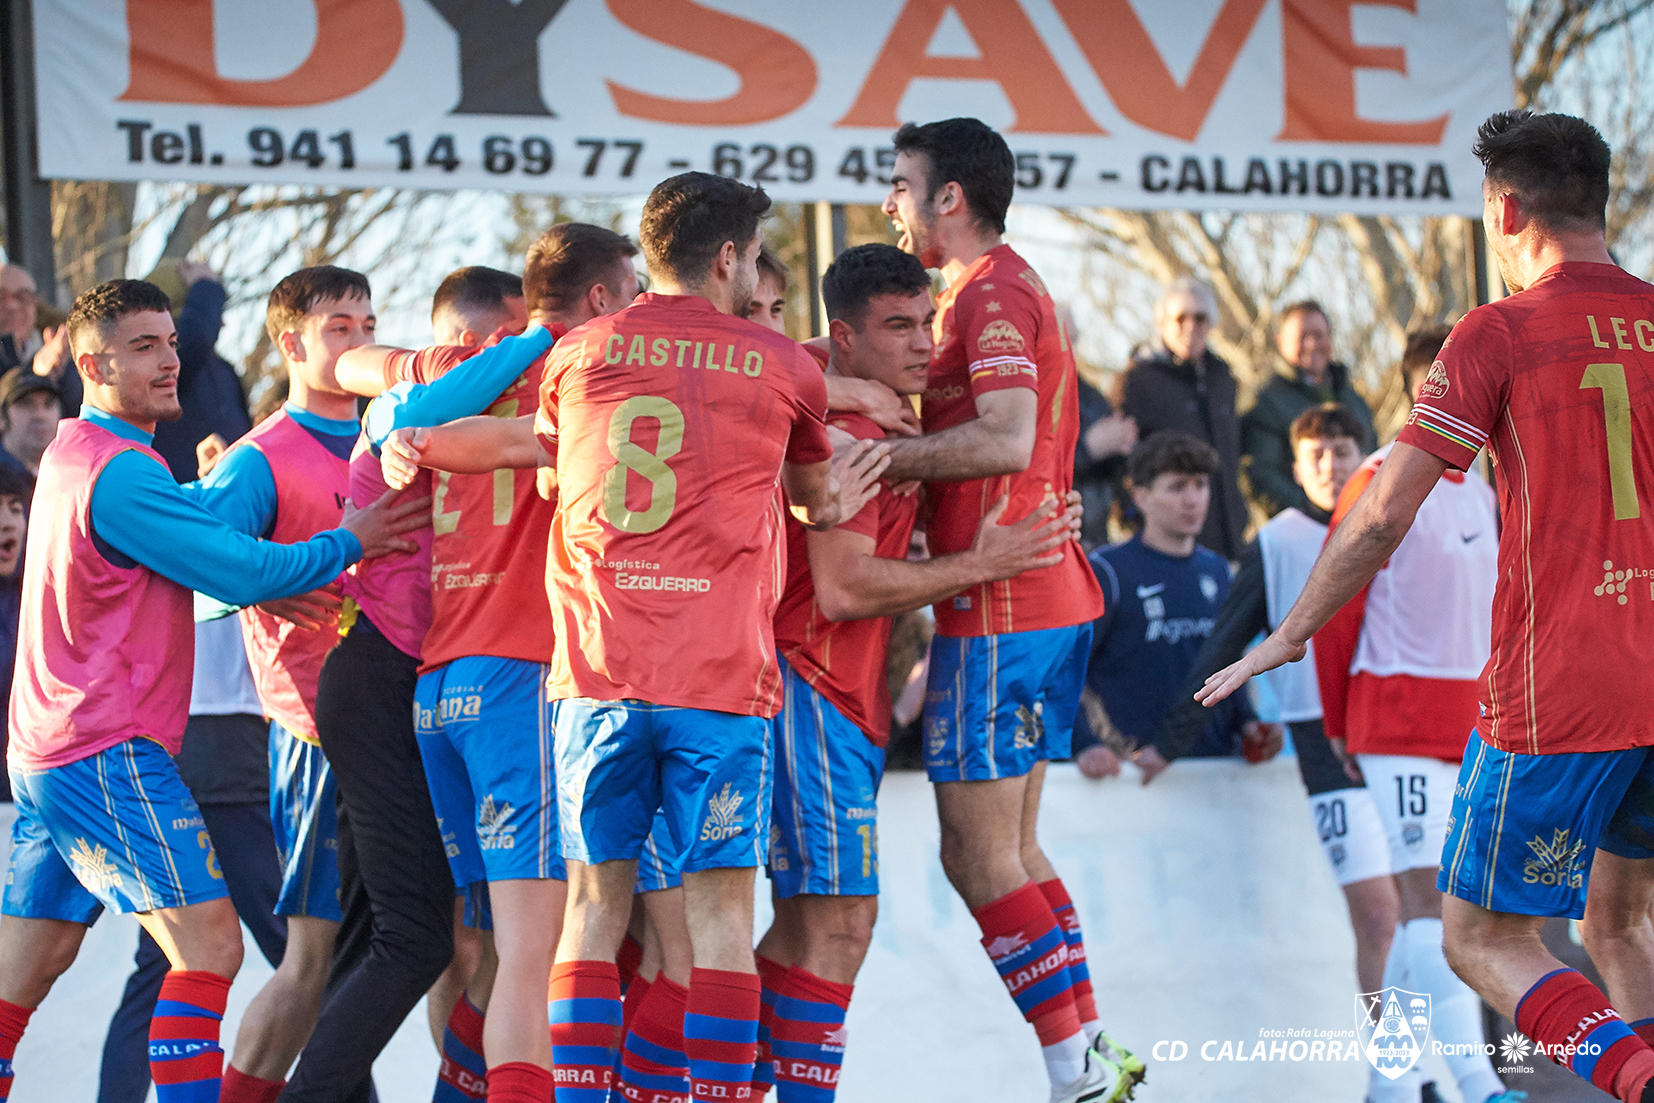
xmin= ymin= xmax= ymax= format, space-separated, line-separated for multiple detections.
xmin=1516 ymin=968 xmax=1654 ymax=1101
xmin=434 ymin=993 xmax=488 ymax=1102
xmin=0 ymin=999 xmax=34 ymax=1102
xmin=219 ymin=1067 xmax=283 ymax=1103
xmin=1633 ymin=1018 xmax=1654 ymax=1047
xmin=548 ymin=960 xmax=621 ymax=1102
xmin=1038 ymin=878 xmax=1100 ymax=1033
xmin=684 ymin=968 xmax=760 ymax=1101
xmin=771 ymin=968 xmax=852 ymax=1103
xmin=617 ymin=974 xmax=689 ymax=1102
xmin=752 ymin=954 xmax=788 ymax=1097
xmin=972 ymin=882 xmax=1082 ymax=1044
xmin=150 ymin=970 xmax=232 ymax=1103
xmin=615 ymin=973 xmax=653 ymax=1091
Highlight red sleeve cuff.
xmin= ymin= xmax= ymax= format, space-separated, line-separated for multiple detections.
xmin=1396 ymin=405 xmax=1485 ymax=471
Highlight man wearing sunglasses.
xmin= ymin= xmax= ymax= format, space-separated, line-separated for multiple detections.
xmin=1119 ymin=277 xmax=1249 ymax=560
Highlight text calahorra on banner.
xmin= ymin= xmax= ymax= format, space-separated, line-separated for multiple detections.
xmin=33 ymin=0 xmax=1511 ymax=215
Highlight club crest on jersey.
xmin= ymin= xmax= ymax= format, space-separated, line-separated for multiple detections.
xmin=1524 ymin=829 xmax=1586 ymax=888
xmin=1355 ymin=988 xmax=1430 ymax=1079
xmin=1420 ymin=360 xmax=1451 ymax=400
xmin=701 ymin=783 xmax=746 ymax=842
xmin=1200 ymin=574 xmax=1220 ymax=603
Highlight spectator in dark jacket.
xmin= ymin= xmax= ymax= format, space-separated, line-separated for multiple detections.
xmin=1119 ymin=277 xmax=1249 ymax=560
xmin=147 ymin=260 xmax=253 ymax=481
xmin=1241 ymin=300 xmax=1376 ymax=516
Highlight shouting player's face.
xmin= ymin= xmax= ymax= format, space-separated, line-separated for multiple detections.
xmin=1292 ymin=434 xmax=1363 ymax=513
xmin=884 ymin=151 xmax=941 ymax=267
xmin=836 ymin=290 xmax=934 ymax=396
xmin=282 ymin=293 xmax=377 ymax=395
xmin=77 ymin=308 xmax=182 ymax=429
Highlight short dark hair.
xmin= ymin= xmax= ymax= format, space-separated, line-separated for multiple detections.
xmin=1399 ymin=326 xmax=1452 ymax=388
xmin=822 ymin=244 xmax=931 ymax=328
xmin=1128 ymin=430 xmax=1219 ymax=487
xmin=1290 ymin=403 xmax=1366 ymax=450
xmin=639 ymin=172 xmax=771 ymax=286
xmin=1474 ymin=110 xmax=1611 ymax=232
xmin=265 ymin=265 xmax=371 ymax=342
xmin=522 ymin=223 xmax=638 ymax=317
xmin=432 ymin=266 xmax=522 ymax=324
xmin=0 ymin=462 xmax=29 ymax=505
xmin=1279 ymin=299 xmax=1329 ymax=331
xmin=755 ymin=246 xmax=788 ymax=292
xmin=66 ymin=279 xmax=174 ymax=355
xmin=892 ymin=118 xmax=1015 ymax=235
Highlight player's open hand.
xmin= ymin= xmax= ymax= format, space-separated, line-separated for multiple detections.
xmin=829 ymin=376 xmax=922 ymax=438
xmin=971 ymin=495 xmax=1067 ymax=580
xmin=829 ymin=439 xmax=891 ymax=525
xmin=341 ymin=487 xmax=432 ymax=559
xmin=381 ymin=427 xmax=432 ymax=490
xmin=257 ymin=583 xmax=342 ymax=633
xmin=1195 ymin=630 xmax=1307 ymax=708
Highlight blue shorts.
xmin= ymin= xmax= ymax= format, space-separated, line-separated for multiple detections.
xmin=769 ymin=660 xmax=884 ymax=898
xmin=3 ymin=739 xmax=228 ymax=920
xmin=553 ymin=699 xmax=771 ymax=873
xmin=636 ymin=810 xmax=682 ymax=894
xmin=923 ymin=623 xmax=1091 ymax=783
xmin=415 ymin=656 xmax=563 ymax=884
xmin=270 ymin=721 xmax=341 ymax=922
xmin=1439 ymin=734 xmax=1654 ymax=919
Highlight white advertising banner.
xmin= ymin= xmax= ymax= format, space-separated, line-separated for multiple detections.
xmin=32 ymin=0 xmax=1511 ymax=214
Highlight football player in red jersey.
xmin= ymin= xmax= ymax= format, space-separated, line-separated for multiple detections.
xmin=1202 ymin=111 xmax=1654 ymax=1103
xmin=877 ymin=118 xmax=1131 ymax=1102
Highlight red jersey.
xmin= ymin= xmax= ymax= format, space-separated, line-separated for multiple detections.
xmin=388 ymin=340 xmax=558 ymax=673
xmin=1395 ymin=262 xmax=1654 ymax=754
xmin=535 ymin=293 xmax=831 ymax=717
xmin=773 ymin=407 xmax=920 ymax=747
xmin=922 ymin=245 xmax=1104 ymax=637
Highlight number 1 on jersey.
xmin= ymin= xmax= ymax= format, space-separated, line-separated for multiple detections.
xmin=1581 ymin=363 xmax=1641 ymax=520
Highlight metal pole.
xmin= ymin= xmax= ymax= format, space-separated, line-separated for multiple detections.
xmin=807 ymin=202 xmax=847 ymax=336
xmin=1 ymin=0 xmax=57 ymax=303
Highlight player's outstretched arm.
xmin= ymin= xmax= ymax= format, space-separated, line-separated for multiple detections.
xmin=381 ymin=415 xmax=544 ymax=489
xmin=91 ymin=453 xmax=427 ymax=609
xmin=363 ymin=326 xmax=556 ymax=443
xmin=824 ymin=375 xmax=921 ymax=437
xmin=878 ymin=388 xmax=1036 ymax=482
xmin=335 ymin=345 xmax=404 ymax=398
xmin=340 ymin=487 xmax=437 ymax=558
xmin=809 ymin=495 xmax=1067 ymax=622
xmin=1196 ymin=441 xmax=1448 ymax=707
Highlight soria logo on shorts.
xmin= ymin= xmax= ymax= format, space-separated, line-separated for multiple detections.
xmin=477 ymin=795 xmax=518 ymax=851
xmin=1594 ymin=560 xmax=1654 ymax=607
xmin=1013 ymin=702 xmax=1044 ymax=750
xmin=1524 ymin=829 xmax=1586 ymax=888
xmin=68 ymin=838 xmax=122 ymax=891
xmin=1354 ymin=988 xmax=1429 ymax=1079
xmin=700 ymin=783 xmax=746 ymax=842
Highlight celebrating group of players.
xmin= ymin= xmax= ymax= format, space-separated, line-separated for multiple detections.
xmin=1 ymin=104 xmax=1653 ymax=1103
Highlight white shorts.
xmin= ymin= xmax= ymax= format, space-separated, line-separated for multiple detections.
xmin=1357 ymin=754 xmax=1458 ymax=873
xmin=1308 ymin=786 xmax=1391 ymax=887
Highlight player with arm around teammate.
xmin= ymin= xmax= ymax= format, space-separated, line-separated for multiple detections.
xmin=0 ymin=279 xmax=421 ymax=1101
xmin=1200 ymin=111 xmax=1654 ymax=1103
